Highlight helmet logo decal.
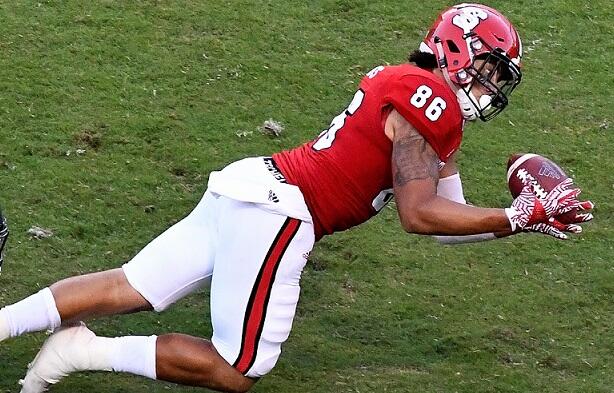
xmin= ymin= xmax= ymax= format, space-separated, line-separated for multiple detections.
xmin=452 ymin=6 xmax=488 ymax=35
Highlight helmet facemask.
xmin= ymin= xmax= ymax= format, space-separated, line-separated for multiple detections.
xmin=422 ymin=4 xmax=524 ymax=122
xmin=460 ymin=46 xmax=522 ymax=121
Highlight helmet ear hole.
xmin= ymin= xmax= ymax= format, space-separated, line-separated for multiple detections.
xmin=446 ymin=40 xmax=461 ymax=53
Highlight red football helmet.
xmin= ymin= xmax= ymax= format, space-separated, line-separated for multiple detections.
xmin=421 ymin=4 xmax=523 ymax=121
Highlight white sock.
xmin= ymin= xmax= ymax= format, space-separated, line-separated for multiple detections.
xmin=94 ymin=335 xmax=158 ymax=379
xmin=0 ymin=287 xmax=61 ymax=340
xmin=21 ymin=324 xmax=157 ymax=382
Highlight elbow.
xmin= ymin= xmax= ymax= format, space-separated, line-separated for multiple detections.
xmin=398 ymin=210 xmax=437 ymax=235
xmin=396 ymin=191 xmax=441 ymax=234
xmin=398 ymin=213 xmax=418 ymax=233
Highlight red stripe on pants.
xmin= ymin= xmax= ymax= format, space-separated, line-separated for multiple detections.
xmin=233 ymin=217 xmax=301 ymax=374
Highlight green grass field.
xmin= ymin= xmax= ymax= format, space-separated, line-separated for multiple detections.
xmin=0 ymin=1 xmax=612 ymax=392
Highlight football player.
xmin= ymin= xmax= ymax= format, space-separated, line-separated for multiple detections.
xmin=0 ymin=4 xmax=593 ymax=393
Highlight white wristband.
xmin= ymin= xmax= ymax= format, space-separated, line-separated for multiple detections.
xmin=504 ymin=207 xmax=519 ymax=232
xmin=437 ymin=173 xmax=466 ymax=204
xmin=434 ymin=173 xmax=497 ymax=244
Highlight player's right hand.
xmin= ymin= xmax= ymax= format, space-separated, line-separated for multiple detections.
xmin=505 ymin=178 xmax=581 ymax=232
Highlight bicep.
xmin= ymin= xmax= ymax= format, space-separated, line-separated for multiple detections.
xmin=389 ymin=110 xmax=440 ymax=210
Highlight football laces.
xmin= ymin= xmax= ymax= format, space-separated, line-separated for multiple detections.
xmin=516 ymin=168 xmax=547 ymax=199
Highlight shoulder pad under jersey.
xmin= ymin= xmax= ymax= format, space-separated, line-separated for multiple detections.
xmin=383 ymin=69 xmax=463 ymax=161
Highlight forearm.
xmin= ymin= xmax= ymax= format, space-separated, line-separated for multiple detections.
xmin=433 ymin=172 xmax=511 ymax=243
xmin=398 ymin=195 xmax=512 ymax=235
xmin=388 ymin=112 xmax=512 ymax=236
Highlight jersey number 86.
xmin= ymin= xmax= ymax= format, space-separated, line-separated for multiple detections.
xmin=410 ymin=85 xmax=447 ymax=122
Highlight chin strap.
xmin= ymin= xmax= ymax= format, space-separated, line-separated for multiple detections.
xmin=456 ymin=90 xmax=480 ymax=121
xmin=433 ymin=37 xmax=455 ymax=88
xmin=433 ymin=37 xmax=480 ymax=121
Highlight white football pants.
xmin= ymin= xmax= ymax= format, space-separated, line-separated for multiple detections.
xmin=123 ymin=158 xmax=315 ymax=378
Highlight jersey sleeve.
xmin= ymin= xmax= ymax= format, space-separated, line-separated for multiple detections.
xmin=383 ymin=74 xmax=463 ymax=162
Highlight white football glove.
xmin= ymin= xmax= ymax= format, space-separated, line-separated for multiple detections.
xmin=505 ymin=178 xmax=581 ymax=232
xmin=524 ymin=222 xmax=582 ymax=240
xmin=562 ymin=199 xmax=595 ymax=224
xmin=524 ymin=198 xmax=594 ymax=240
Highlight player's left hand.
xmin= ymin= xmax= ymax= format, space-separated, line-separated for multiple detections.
xmin=506 ymin=178 xmax=581 ymax=231
xmin=524 ymin=221 xmax=582 ymax=240
xmin=565 ymin=199 xmax=595 ymax=224
xmin=524 ymin=198 xmax=595 ymax=240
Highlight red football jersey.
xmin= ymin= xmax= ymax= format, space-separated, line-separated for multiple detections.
xmin=273 ymin=64 xmax=463 ymax=240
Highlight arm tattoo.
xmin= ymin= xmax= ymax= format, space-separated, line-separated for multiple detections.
xmin=392 ymin=126 xmax=439 ymax=187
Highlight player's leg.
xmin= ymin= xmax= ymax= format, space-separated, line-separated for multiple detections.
xmin=117 ymin=197 xmax=314 ymax=391
xmin=0 ymin=271 xmax=143 ymax=343
xmin=18 ymin=192 xmax=273 ymax=393
xmin=155 ymin=333 xmax=254 ymax=392
xmin=1 ymin=191 xmax=217 ymax=343
xmin=51 ymin=268 xmax=152 ymax=321
xmin=19 ymin=322 xmax=159 ymax=393
xmin=123 ymin=197 xmax=314 ymax=391
xmin=209 ymin=198 xmax=315 ymax=379
xmin=152 ymin=199 xmax=314 ymax=389
xmin=19 ymin=326 xmax=254 ymax=393
xmin=18 ymin=191 xmax=226 ymax=392
xmin=0 ymin=268 xmax=151 ymax=341
xmin=19 ymin=195 xmax=313 ymax=392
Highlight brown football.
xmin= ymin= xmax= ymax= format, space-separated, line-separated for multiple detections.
xmin=507 ymin=153 xmax=577 ymax=224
